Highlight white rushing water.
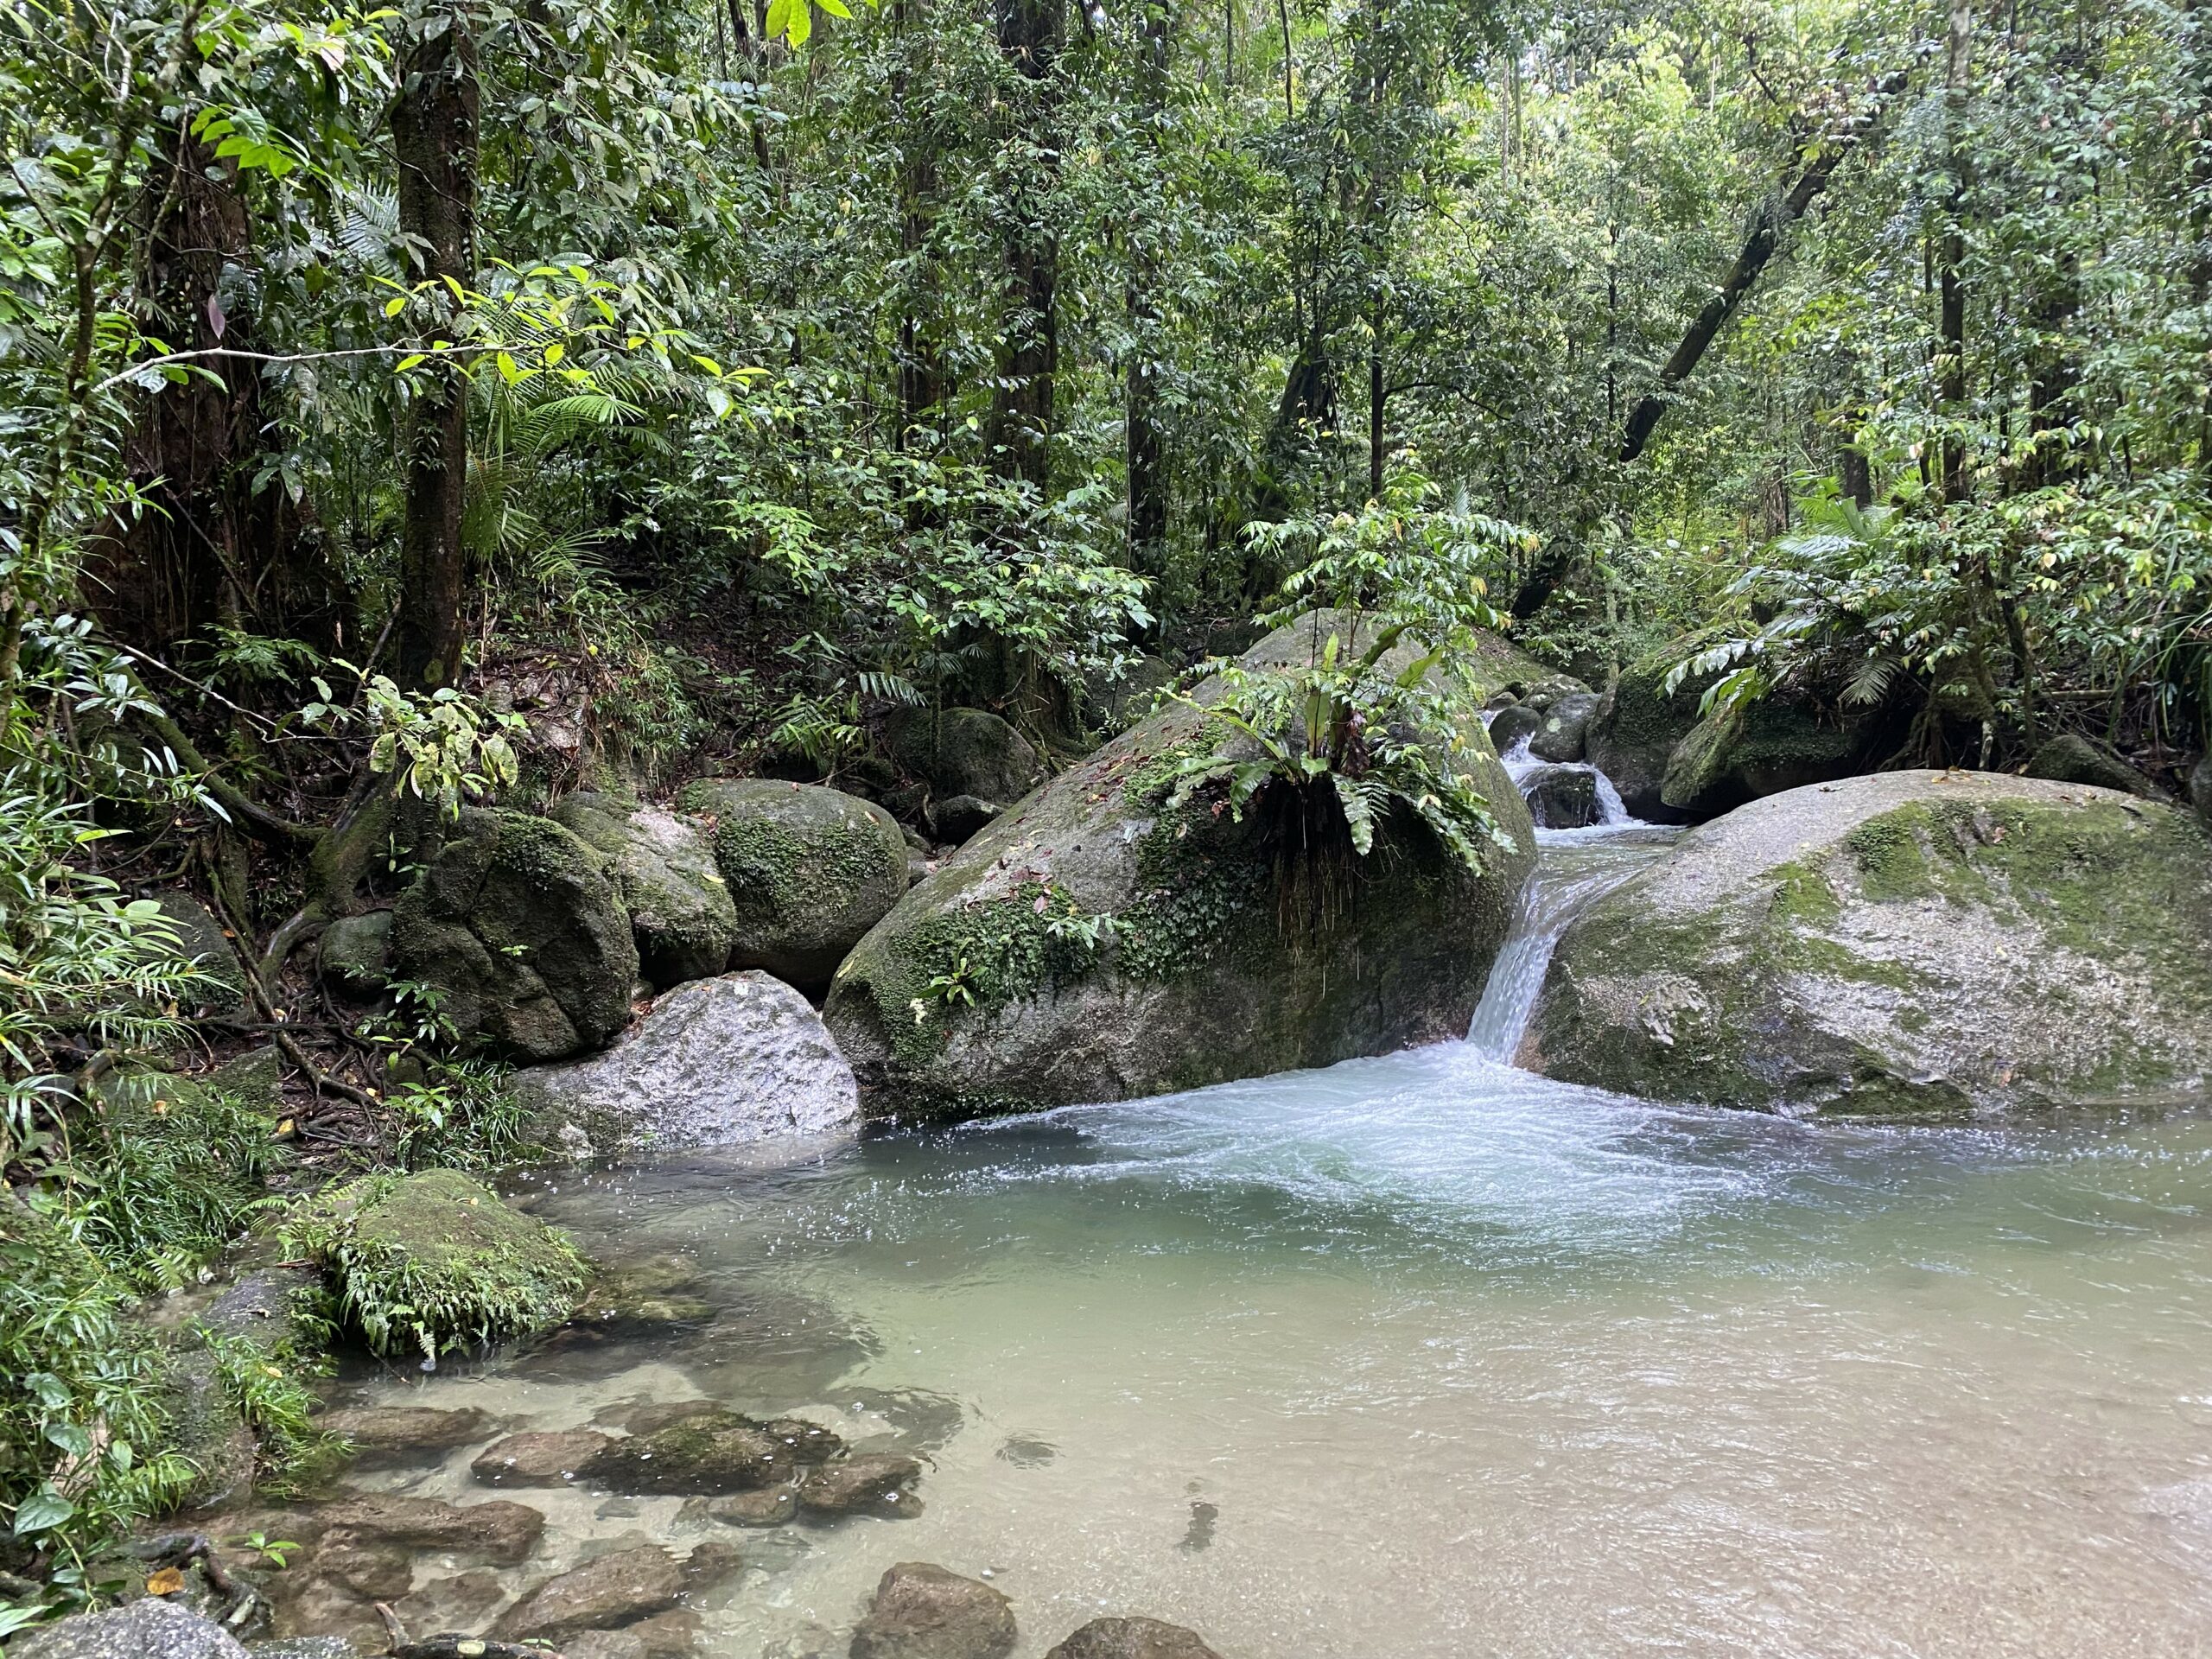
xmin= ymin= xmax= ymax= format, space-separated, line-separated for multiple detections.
xmin=326 ymin=774 xmax=2212 ymax=1659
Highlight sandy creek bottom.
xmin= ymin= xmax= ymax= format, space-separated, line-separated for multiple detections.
xmin=321 ymin=837 xmax=2212 ymax=1659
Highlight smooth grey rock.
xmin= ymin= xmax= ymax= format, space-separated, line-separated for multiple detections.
xmin=14 ymin=1600 xmax=248 ymax=1659
xmin=1529 ymin=771 xmax=2212 ymax=1116
xmin=1486 ymin=702 xmax=1541 ymax=755
xmin=889 ymin=708 xmax=1044 ymax=805
xmin=1527 ymin=691 xmax=1600 ymax=763
xmin=554 ymin=794 xmax=739 ymax=988
xmin=470 ymin=1428 xmax=616 ymax=1486
xmin=2024 ymin=732 xmax=2154 ymax=798
xmin=316 ymin=912 xmax=392 ymax=1001
xmin=849 ymin=1563 xmax=1014 ymax=1659
xmin=517 ymin=971 xmax=857 ymax=1156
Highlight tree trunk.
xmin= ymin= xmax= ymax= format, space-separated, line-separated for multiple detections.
xmin=1616 ymin=71 xmax=1905 ymax=469
xmin=1936 ymin=0 xmax=1971 ymax=502
xmin=1367 ymin=288 xmax=1385 ymax=502
xmin=987 ymin=0 xmax=1064 ymax=486
xmin=1126 ymin=0 xmax=1171 ymax=577
xmin=391 ymin=3 xmax=480 ymax=690
xmin=85 ymin=121 xmax=341 ymax=658
xmin=895 ymin=0 xmax=946 ymax=446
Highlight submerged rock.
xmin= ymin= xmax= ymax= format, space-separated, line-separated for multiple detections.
xmin=588 ymin=1410 xmax=787 ymax=1494
xmin=555 ymin=793 xmax=740 ymax=987
xmin=311 ymin=1491 xmax=546 ymax=1563
xmin=679 ymin=779 xmax=908 ymax=991
xmin=1044 ymin=1619 xmax=1223 ymax=1659
xmin=849 ymin=1563 xmax=1015 ymax=1659
xmin=823 ymin=612 xmax=1538 ymax=1119
xmin=565 ymin=1256 xmax=718 ymax=1338
xmin=794 ymin=1451 xmax=923 ymax=1518
xmin=12 ymin=1598 xmax=248 ymax=1659
xmin=315 ymin=1404 xmax=488 ymax=1464
xmin=387 ymin=808 xmax=639 ymax=1061
xmin=1528 ymin=772 xmax=2212 ymax=1115
xmin=516 ymin=971 xmax=858 ymax=1156
xmin=471 ymin=1428 xmax=616 ymax=1486
xmin=493 ymin=1545 xmax=683 ymax=1641
xmin=704 ymin=1484 xmax=798 ymax=1526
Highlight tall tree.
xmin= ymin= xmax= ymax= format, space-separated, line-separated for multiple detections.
xmin=988 ymin=0 xmax=1065 ymax=485
xmin=1126 ymin=0 xmax=1172 ymax=580
xmin=391 ymin=1 xmax=480 ymax=690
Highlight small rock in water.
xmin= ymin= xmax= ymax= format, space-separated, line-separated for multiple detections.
xmin=471 ymin=1427 xmax=617 ymax=1487
xmin=706 ymin=1485 xmax=800 ymax=1527
xmin=315 ymin=1405 xmax=488 ymax=1464
xmin=492 ymin=1545 xmax=683 ymax=1641
xmin=995 ymin=1436 xmax=1056 ymax=1468
xmin=591 ymin=1411 xmax=789 ymax=1495
xmin=849 ymin=1562 xmax=1015 ymax=1659
xmin=794 ymin=1452 xmax=924 ymax=1518
xmin=759 ymin=1417 xmax=845 ymax=1463
xmin=1044 ymin=1618 xmax=1224 ymax=1659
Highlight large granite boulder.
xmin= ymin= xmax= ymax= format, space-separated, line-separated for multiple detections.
xmin=890 ymin=708 xmax=1045 ymax=806
xmin=387 ymin=809 xmax=638 ymax=1061
xmin=677 ymin=780 xmax=906 ymax=992
xmin=2024 ymin=732 xmax=2154 ymax=798
xmin=552 ymin=793 xmax=738 ymax=987
xmin=517 ymin=971 xmax=857 ymax=1156
xmin=823 ymin=613 xmax=1538 ymax=1120
xmin=1525 ymin=772 xmax=2212 ymax=1116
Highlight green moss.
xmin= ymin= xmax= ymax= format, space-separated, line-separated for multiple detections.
xmin=1843 ymin=806 xmax=1943 ymax=901
xmin=1117 ymin=810 xmax=1269 ymax=984
xmin=715 ymin=816 xmax=812 ymax=921
xmin=1118 ymin=732 xmax=1217 ymax=809
xmin=1767 ymin=861 xmax=1843 ymax=929
xmin=283 ymin=1168 xmax=587 ymax=1362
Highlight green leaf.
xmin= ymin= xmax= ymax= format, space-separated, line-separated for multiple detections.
xmin=13 ymin=1490 xmax=74 ymax=1537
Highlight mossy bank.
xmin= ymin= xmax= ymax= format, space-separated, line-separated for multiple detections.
xmin=1525 ymin=771 xmax=2212 ymax=1116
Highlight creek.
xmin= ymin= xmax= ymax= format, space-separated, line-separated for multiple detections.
xmin=323 ymin=811 xmax=2212 ymax=1657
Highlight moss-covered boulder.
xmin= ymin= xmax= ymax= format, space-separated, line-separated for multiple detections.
xmin=1526 ymin=772 xmax=2212 ymax=1116
xmin=887 ymin=707 xmax=1045 ymax=806
xmin=1582 ymin=658 xmax=1708 ymax=820
xmin=552 ymin=792 xmax=737 ymax=988
xmin=388 ymin=809 xmax=639 ymax=1061
xmin=150 ymin=891 xmax=251 ymax=1014
xmin=318 ymin=911 xmax=392 ymax=1001
xmin=822 ymin=613 xmax=1539 ymax=1120
xmin=285 ymin=1168 xmax=588 ymax=1361
xmin=677 ymin=779 xmax=907 ymax=991
xmin=1656 ymin=696 xmax=1863 ymax=817
xmin=2024 ymin=732 xmax=2154 ymax=798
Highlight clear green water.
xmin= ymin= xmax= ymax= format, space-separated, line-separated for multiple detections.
xmin=337 ymin=835 xmax=2212 ymax=1657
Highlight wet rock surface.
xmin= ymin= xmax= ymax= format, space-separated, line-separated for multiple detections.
xmin=703 ymin=1485 xmax=799 ymax=1526
xmin=312 ymin=1491 xmax=546 ymax=1563
xmin=1043 ymin=1618 xmax=1224 ymax=1659
xmin=492 ymin=1546 xmax=683 ymax=1641
xmin=1526 ymin=691 xmax=1600 ymax=763
xmin=516 ymin=972 xmax=858 ymax=1156
xmin=471 ymin=1428 xmax=617 ymax=1486
xmin=1520 ymin=764 xmax=1599 ymax=830
xmin=795 ymin=1452 xmax=924 ymax=1517
xmin=848 ymin=1562 xmax=1016 ymax=1659
xmin=588 ymin=1411 xmax=786 ymax=1495
xmin=316 ymin=1405 xmax=488 ymax=1462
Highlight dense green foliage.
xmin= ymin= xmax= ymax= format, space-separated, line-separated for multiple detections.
xmin=0 ymin=0 xmax=2207 ymax=1608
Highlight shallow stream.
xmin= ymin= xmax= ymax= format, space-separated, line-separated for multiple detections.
xmin=330 ymin=825 xmax=2212 ymax=1657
